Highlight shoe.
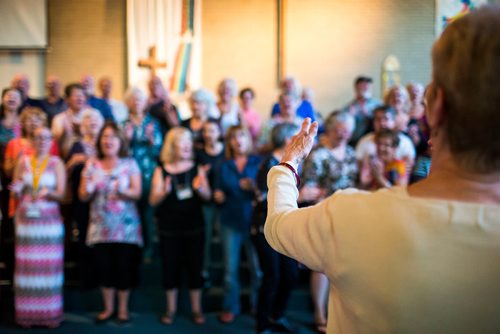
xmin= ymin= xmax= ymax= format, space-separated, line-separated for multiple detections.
xmin=192 ymin=312 xmax=206 ymax=325
xmin=271 ymin=317 xmax=294 ymax=333
xmin=116 ymin=313 xmax=130 ymax=325
xmin=95 ymin=311 xmax=114 ymax=324
xmin=257 ymin=329 xmax=273 ymax=334
xmin=160 ymin=312 xmax=176 ymax=325
xmin=314 ymin=321 xmax=327 ymax=333
xmin=218 ymin=311 xmax=235 ymax=324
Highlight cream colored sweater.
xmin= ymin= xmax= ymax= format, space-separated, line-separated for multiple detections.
xmin=265 ymin=165 xmax=500 ymax=334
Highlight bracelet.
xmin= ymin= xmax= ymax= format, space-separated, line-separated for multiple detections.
xmin=278 ymin=162 xmax=301 ymax=187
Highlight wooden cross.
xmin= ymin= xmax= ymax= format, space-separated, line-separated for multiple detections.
xmin=137 ymin=45 xmax=167 ymax=77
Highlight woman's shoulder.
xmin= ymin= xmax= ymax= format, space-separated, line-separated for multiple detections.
xmin=248 ymin=154 xmax=263 ymax=164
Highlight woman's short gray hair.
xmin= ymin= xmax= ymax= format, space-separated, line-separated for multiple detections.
xmin=271 ymin=122 xmax=299 ymax=149
xmin=124 ymin=86 xmax=146 ymax=104
xmin=81 ymin=108 xmax=104 ymax=128
xmin=324 ymin=110 xmax=355 ymax=133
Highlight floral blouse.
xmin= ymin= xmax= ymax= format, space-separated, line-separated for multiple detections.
xmin=302 ymin=145 xmax=358 ymax=196
xmin=82 ymin=158 xmax=143 ymax=246
xmin=122 ymin=114 xmax=162 ymax=191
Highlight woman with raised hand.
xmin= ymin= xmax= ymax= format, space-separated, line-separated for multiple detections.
xmin=150 ymin=127 xmax=210 ymax=326
xmin=10 ymin=126 xmax=66 ymax=328
xmin=265 ymin=8 xmax=500 ymax=333
xmin=79 ymin=123 xmax=142 ymax=324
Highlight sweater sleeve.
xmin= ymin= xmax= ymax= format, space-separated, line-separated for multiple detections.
xmin=264 ymin=165 xmax=335 ymax=272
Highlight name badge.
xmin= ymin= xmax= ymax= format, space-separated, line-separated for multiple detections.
xmin=26 ymin=203 xmax=42 ymax=218
xmin=176 ymin=185 xmax=193 ymax=200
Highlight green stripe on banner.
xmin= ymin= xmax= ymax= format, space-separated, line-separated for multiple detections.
xmin=179 ymin=43 xmax=192 ymax=92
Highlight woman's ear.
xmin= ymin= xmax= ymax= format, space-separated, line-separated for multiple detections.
xmin=426 ymin=84 xmax=446 ymax=130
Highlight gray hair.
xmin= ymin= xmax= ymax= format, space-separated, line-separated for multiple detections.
xmin=271 ymin=122 xmax=300 ymax=149
xmin=124 ymin=86 xmax=147 ymax=104
xmin=324 ymin=110 xmax=355 ymax=133
xmin=190 ymin=88 xmax=218 ymax=118
xmin=217 ymin=78 xmax=238 ymax=98
xmin=81 ymin=108 xmax=104 ymax=127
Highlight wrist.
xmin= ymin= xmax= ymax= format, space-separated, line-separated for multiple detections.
xmin=278 ymin=162 xmax=301 ymax=187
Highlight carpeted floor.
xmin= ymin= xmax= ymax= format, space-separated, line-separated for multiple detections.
xmin=0 ymin=259 xmax=319 ymax=333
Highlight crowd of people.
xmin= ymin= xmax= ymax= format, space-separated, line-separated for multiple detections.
xmin=0 ymin=68 xmax=430 ymax=332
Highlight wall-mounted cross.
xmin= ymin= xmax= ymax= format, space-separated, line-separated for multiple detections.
xmin=137 ymin=45 xmax=167 ymax=77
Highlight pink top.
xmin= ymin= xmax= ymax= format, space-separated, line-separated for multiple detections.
xmin=241 ymin=107 xmax=262 ymax=142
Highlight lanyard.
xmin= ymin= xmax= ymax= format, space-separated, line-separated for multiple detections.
xmin=31 ymin=156 xmax=50 ymax=194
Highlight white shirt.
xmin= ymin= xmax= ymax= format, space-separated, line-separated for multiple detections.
xmin=265 ymin=166 xmax=500 ymax=333
xmin=108 ymin=99 xmax=128 ymax=124
xmin=355 ymin=132 xmax=416 ymax=161
xmin=51 ymin=108 xmax=85 ymax=140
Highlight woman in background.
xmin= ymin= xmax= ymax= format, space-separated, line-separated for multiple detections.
xmin=216 ymin=78 xmax=241 ymax=135
xmin=238 ymin=87 xmax=262 ymax=144
xmin=215 ymin=125 xmax=262 ymax=323
xmin=252 ymin=123 xmax=299 ymax=334
xmin=195 ymin=119 xmax=225 ymax=283
xmin=11 ymin=126 xmax=66 ymax=328
xmin=182 ymin=89 xmax=217 ymax=149
xmin=79 ymin=123 xmax=142 ymax=324
xmin=66 ymin=109 xmax=104 ymax=288
xmin=123 ymin=87 xmax=162 ymax=263
xmin=300 ymin=111 xmax=358 ymax=333
xmin=150 ymin=127 xmax=210 ymax=325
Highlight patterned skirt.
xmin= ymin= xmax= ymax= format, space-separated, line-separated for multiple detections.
xmin=14 ymin=199 xmax=64 ymax=328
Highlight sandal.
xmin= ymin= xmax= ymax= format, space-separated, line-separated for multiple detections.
xmin=218 ymin=311 xmax=235 ymax=324
xmin=192 ymin=312 xmax=206 ymax=325
xmin=160 ymin=312 xmax=176 ymax=325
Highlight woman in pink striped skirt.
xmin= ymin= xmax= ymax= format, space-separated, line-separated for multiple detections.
xmin=10 ymin=126 xmax=66 ymax=328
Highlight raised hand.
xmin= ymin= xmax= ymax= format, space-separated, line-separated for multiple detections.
xmin=282 ymin=118 xmax=319 ymax=166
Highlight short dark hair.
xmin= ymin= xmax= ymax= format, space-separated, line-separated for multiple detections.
xmin=375 ymin=129 xmax=400 ymax=148
xmin=373 ymin=105 xmax=396 ymax=119
xmin=354 ymin=76 xmax=373 ymax=86
xmin=64 ymin=83 xmax=85 ymax=98
xmin=239 ymin=87 xmax=255 ymax=100
xmin=96 ymin=122 xmax=129 ymax=159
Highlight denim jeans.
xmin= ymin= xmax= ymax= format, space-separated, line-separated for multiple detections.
xmin=202 ymin=204 xmax=219 ymax=273
xmin=220 ymin=224 xmax=262 ymax=314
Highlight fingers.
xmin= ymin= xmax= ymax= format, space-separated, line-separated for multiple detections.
xmin=300 ymin=118 xmax=319 ymax=138
xmin=300 ymin=118 xmax=312 ymax=135
xmin=309 ymin=121 xmax=319 ymax=137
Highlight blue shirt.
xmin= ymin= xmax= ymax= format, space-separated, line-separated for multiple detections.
xmin=88 ymin=95 xmax=114 ymax=121
xmin=216 ymin=155 xmax=262 ymax=231
xmin=271 ymin=99 xmax=315 ymax=121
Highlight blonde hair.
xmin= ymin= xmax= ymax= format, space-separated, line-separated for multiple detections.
xmin=217 ymin=78 xmax=238 ymax=99
xmin=160 ymin=127 xmax=193 ymax=163
xmin=224 ymin=125 xmax=252 ymax=159
xmin=20 ymin=107 xmax=47 ymax=137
